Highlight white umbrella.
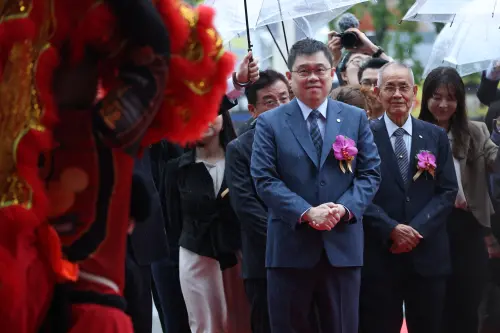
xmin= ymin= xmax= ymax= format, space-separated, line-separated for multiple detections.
xmin=423 ymin=10 xmax=500 ymax=77
xmin=204 ymin=0 xmax=370 ymax=43
xmin=403 ymin=0 xmax=499 ymax=23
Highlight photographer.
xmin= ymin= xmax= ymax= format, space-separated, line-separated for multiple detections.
xmin=328 ymin=13 xmax=392 ymax=85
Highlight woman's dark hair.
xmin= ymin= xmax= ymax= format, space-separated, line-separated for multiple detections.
xmin=418 ymin=66 xmax=470 ymax=159
xmin=219 ymin=108 xmax=237 ymax=150
xmin=330 ymin=85 xmax=367 ymax=110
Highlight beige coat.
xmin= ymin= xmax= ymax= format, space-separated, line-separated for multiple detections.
xmin=457 ymin=121 xmax=498 ymax=227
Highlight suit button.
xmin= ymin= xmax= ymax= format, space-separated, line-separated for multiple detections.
xmin=406 ymin=197 xmax=410 ymax=202
xmin=320 ymin=181 xmax=326 ymax=186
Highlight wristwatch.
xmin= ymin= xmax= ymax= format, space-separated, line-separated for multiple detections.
xmin=372 ymin=47 xmax=384 ymax=58
xmin=232 ymin=71 xmax=252 ymax=88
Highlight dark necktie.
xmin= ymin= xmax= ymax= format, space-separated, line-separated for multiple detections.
xmin=308 ymin=110 xmax=323 ymax=162
xmin=393 ymin=127 xmax=409 ymax=184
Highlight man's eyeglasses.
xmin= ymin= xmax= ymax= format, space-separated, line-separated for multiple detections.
xmin=360 ymin=79 xmax=377 ymax=88
xmin=258 ymin=98 xmax=289 ymax=108
xmin=292 ymin=67 xmax=331 ymax=78
xmin=381 ymin=85 xmax=413 ymax=95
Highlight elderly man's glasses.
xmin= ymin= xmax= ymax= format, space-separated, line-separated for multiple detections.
xmin=292 ymin=67 xmax=331 ymax=78
xmin=381 ymin=84 xmax=413 ymax=95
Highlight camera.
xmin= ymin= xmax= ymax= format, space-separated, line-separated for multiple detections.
xmin=339 ymin=31 xmax=362 ymax=49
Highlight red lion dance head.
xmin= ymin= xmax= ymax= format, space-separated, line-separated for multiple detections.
xmin=0 ymin=0 xmax=234 ymax=326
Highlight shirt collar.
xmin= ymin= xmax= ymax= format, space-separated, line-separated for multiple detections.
xmin=384 ymin=113 xmax=413 ymax=137
xmin=297 ymin=98 xmax=328 ymax=121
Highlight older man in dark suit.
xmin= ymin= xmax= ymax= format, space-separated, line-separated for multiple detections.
xmin=360 ymin=62 xmax=458 ymax=333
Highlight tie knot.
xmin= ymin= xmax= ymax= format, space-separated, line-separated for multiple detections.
xmin=394 ymin=128 xmax=406 ymax=137
xmin=309 ymin=110 xmax=321 ymax=120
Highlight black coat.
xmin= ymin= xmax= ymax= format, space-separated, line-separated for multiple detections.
xmin=165 ymin=150 xmax=241 ymax=270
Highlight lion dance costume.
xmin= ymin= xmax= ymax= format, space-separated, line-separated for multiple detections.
xmin=0 ymin=0 xmax=235 ymax=332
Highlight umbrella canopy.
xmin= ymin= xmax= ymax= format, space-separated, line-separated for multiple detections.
xmin=423 ymin=6 xmax=500 ymax=77
xmin=403 ymin=0 xmax=499 ymax=23
xmin=204 ymin=0 xmax=369 ymax=42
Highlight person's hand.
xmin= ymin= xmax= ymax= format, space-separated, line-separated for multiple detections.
xmin=236 ymin=51 xmax=259 ymax=85
xmin=343 ymin=28 xmax=378 ymax=56
xmin=305 ymin=203 xmax=340 ymax=231
xmin=455 ymin=197 xmax=468 ymax=210
xmin=389 ymin=224 xmax=423 ymax=254
xmin=128 ymin=218 xmax=136 ymax=235
xmin=486 ymin=59 xmax=500 ymax=81
xmin=327 ymin=31 xmax=342 ymax=67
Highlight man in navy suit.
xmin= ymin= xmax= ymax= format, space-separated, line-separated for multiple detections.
xmin=250 ymin=38 xmax=381 ymax=333
xmin=359 ymin=62 xmax=458 ymax=333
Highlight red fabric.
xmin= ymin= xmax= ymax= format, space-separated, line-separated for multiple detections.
xmin=46 ymin=109 xmax=133 ymax=294
xmin=68 ymin=304 xmax=133 ymax=333
xmin=143 ymin=1 xmax=236 ymax=146
xmin=0 ymin=227 xmax=55 ymax=333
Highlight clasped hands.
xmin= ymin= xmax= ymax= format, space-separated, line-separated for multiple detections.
xmin=389 ymin=224 xmax=423 ymax=254
xmin=304 ymin=203 xmax=346 ymax=231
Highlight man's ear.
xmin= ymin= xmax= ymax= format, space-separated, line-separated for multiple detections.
xmin=374 ymin=86 xmax=381 ymax=101
xmin=330 ymin=67 xmax=335 ymax=78
xmin=413 ymin=85 xmax=418 ymax=96
xmin=286 ymin=72 xmax=292 ymax=81
xmin=248 ymin=104 xmax=257 ymax=118
xmin=340 ymin=71 xmax=348 ymax=83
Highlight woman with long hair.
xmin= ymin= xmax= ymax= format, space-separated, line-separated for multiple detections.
xmin=419 ymin=67 xmax=498 ymax=333
xmin=165 ymin=106 xmax=250 ymax=333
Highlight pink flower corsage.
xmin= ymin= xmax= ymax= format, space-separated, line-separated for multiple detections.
xmin=413 ymin=150 xmax=436 ymax=181
xmin=332 ymin=135 xmax=358 ymax=173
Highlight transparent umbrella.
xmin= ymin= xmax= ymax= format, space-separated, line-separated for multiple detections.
xmin=423 ymin=10 xmax=500 ymax=77
xmin=403 ymin=0 xmax=499 ymax=23
xmin=204 ymin=0 xmax=370 ymax=44
xmin=215 ymin=3 xmax=358 ymax=66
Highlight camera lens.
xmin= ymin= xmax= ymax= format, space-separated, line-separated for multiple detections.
xmin=340 ymin=31 xmax=360 ymax=49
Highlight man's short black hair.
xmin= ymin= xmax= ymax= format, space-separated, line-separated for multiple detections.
xmin=287 ymin=38 xmax=333 ymax=71
xmin=245 ymin=69 xmax=288 ymax=105
xmin=357 ymin=58 xmax=389 ymax=82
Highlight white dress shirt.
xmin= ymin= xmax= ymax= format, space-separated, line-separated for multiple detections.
xmin=384 ymin=114 xmax=412 ymax=161
xmin=197 ymin=158 xmax=225 ymax=196
xmin=447 ymin=132 xmax=467 ymax=208
xmin=298 ymin=98 xmax=329 ymax=139
xmin=225 ymin=77 xmax=245 ymax=102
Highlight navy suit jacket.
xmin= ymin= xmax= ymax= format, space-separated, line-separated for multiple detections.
xmin=226 ymin=124 xmax=268 ymax=279
xmin=251 ymin=98 xmax=381 ymax=269
xmin=363 ymin=117 xmax=458 ymax=277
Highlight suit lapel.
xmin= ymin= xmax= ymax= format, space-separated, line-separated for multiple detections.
xmin=320 ymin=99 xmax=342 ymax=168
xmin=286 ymin=99 xmax=319 ymax=168
xmin=373 ymin=118 xmax=405 ymax=191
xmin=408 ymin=118 xmax=427 ymax=186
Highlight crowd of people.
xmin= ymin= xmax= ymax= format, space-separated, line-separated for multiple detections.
xmin=126 ymin=22 xmax=500 ymax=333
xmin=2 ymin=1 xmax=498 ymax=332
